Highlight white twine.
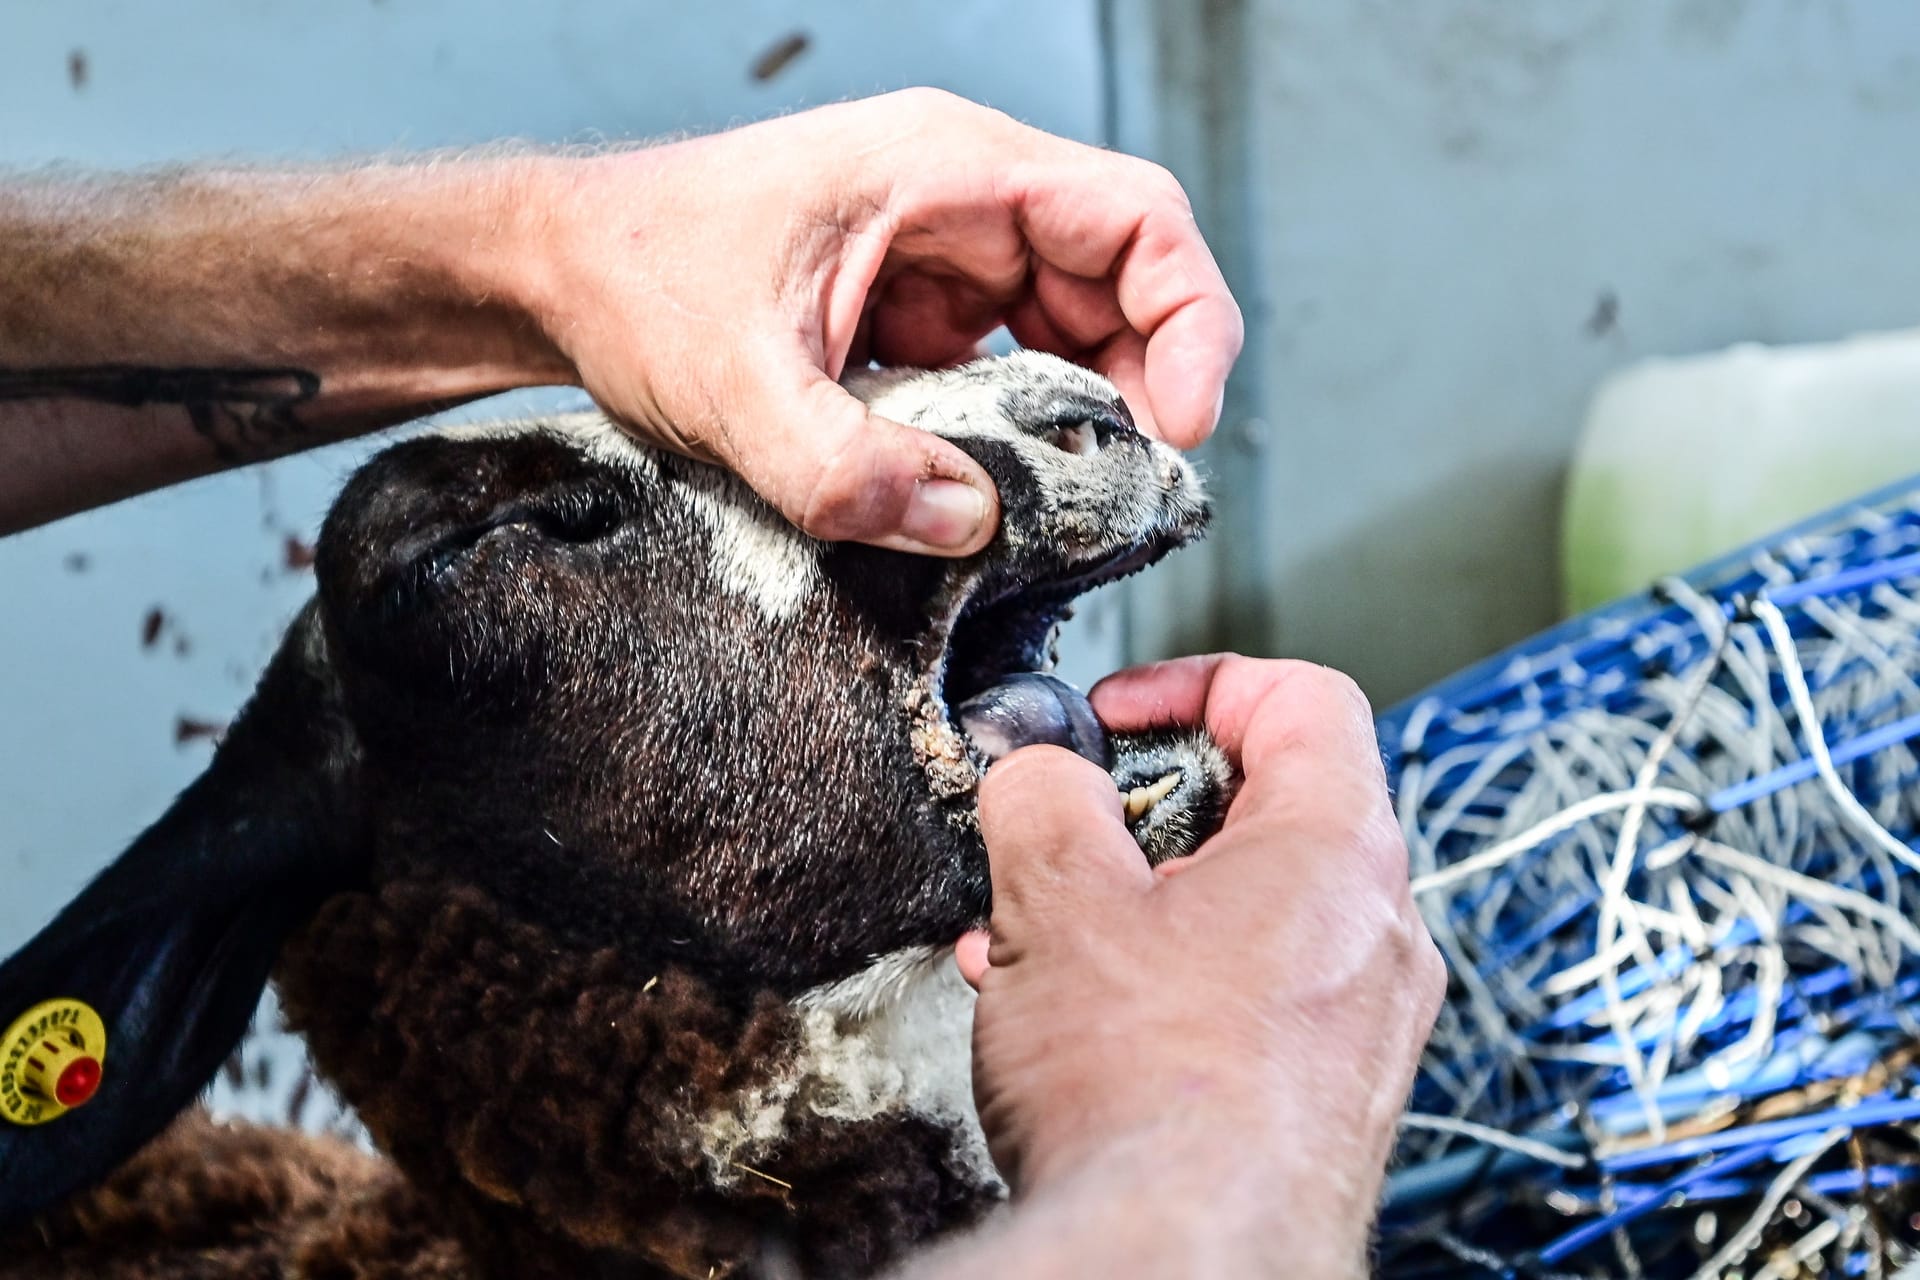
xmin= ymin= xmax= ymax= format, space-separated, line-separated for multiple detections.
xmin=1393 ymin=525 xmax=1920 ymax=1273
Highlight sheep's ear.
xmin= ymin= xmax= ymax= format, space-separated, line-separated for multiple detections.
xmin=0 ymin=610 xmax=362 ymax=1231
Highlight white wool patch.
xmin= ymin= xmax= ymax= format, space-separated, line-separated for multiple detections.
xmin=695 ymin=947 xmax=1001 ymax=1196
xmin=674 ymin=466 xmax=822 ymax=623
xmin=563 ymin=415 xmax=668 ymax=478
xmin=434 ymin=413 xmax=662 ymax=480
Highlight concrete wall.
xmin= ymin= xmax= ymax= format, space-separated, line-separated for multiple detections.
xmin=0 ymin=0 xmax=1108 ymax=954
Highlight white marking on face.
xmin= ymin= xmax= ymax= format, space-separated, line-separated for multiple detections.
xmin=434 ymin=413 xmax=663 ymax=480
xmin=563 ymin=415 xmax=668 ymax=478
xmin=437 ymin=415 xmax=821 ymax=621
xmin=672 ymin=465 xmax=822 ymax=623
xmin=695 ymin=947 xmax=1000 ymax=1197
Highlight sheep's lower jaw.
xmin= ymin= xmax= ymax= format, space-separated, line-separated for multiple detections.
xmin=1108 ymin=732 xmax=1238 ymax=864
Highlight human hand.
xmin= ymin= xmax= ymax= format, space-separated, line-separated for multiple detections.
xmin=957 ymin=657 xmax=1444 ymax=1270
xmin=515 ymin=89 xmax=1242 ymax=556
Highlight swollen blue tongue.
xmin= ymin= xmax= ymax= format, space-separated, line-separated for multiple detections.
xmin=956 ymin=672 xmax=1110 ymax=767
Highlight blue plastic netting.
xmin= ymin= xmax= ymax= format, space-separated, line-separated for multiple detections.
xmin=1376 ymin=474 xmax=1920 ymax=1278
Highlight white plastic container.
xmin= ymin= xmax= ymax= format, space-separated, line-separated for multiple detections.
xmin=1564 ymin=329 xmax=1920 ymax=613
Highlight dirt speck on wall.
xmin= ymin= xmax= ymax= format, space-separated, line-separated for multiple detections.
xmin=1584 ymin=289 xmax=1620 ymax=338
xmin=175 ymin=715 xmax=227 ymax=747
xmin=750 ymin=32 xmax=809 ymax=83
xmin=140 ymin=606 xmax=194 ymax=655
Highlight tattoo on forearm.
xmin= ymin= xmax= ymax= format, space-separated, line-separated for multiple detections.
xmin=0 ymin=365 xmax=320 ymax=461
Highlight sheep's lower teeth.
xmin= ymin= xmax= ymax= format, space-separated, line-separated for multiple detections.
xmin=1123 ymin=771 xmax=1182 ymax=823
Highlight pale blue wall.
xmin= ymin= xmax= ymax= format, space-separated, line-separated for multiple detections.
xmin=0 ymin=0 xmax=1109 ymax=954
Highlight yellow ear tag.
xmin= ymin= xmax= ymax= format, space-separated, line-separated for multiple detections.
xmin=1 ymin=999 xmax=107 ymax=1126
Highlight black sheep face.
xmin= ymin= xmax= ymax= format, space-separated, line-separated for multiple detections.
xmin=0 ymin=353 xmax=1233 ymax=1278
xmin=313 ymin=350 xmax=1227 ymax=999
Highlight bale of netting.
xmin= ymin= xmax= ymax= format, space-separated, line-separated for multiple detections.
xmin=1377 ymin=471 xmax=1920 ymax=1279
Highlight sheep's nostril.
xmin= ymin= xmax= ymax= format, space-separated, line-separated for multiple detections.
xmin=1053 ymin=421 xmax=1100 ymax=457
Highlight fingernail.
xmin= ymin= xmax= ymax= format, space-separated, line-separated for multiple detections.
xmin=900 ymin=479 xmax=990 ymax=552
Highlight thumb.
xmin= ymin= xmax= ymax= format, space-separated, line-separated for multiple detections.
xmin=978 ymin=746 xmax=1152 ymax=932
xmin=731 ymin=353 xmax=1000 ymax=555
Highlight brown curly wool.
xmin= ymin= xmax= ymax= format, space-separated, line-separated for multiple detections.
xmin=0 ymin=1109 xmax=461 ymax=1279
xmin=275 ymin=878 xmax=997 ymax=1280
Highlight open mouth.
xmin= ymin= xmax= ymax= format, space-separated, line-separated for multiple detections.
xmin=930 ymin=527 xmax=1196 ymax=827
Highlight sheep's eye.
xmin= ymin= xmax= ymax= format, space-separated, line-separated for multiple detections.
xmin=423 ymin=542 xmax=471 ymax=583
xmin=1050 ymin=420 xmax=1101 ymax=457
xmin=421 ymin=494 xmax=623 ymax=578
xmin=416 ymin=515 xmax=533 ymax=587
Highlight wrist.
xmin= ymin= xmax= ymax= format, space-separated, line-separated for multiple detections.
xmin=494 ymin=147 xmax=680 ymax=393
xmin=1017 ymin=1075 xmax=1388 ymax=1274
xmin=396 ymin=157 xmax=578 ymax=394
xmin=1017 ymin=1115 xmax=1374 ymax=1279
xmin=456 ymin=157 xmax=561 ymax=365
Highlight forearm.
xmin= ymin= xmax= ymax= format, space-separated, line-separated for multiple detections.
xmin=896 ymin=1117 xmax=1378 ymax=1280
xmin=0 ymin=161 xmax=576 ymax=531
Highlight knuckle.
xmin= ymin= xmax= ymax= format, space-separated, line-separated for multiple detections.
xmin=1329 ymin=814 xmax=1414 ymax=905
xmin=791 ymin=399 xmax=899 ymax=541
xmin=1133 ymin=159 xmax=1193 ymax=213
xmin=1251 ymin=662 xmax=1382 ymax=773
xmin=1222 ymin=297 xmax=1248 ymax=358
xmin=1299 ymin=664 xmax=1374 ymax=723
xmin=887 ymin=86 xmax=976 ymax=125
xmin=796 ymin=462 xmax=885 ymax=540
xmin=1239 ymin=656 xmax=1368 ymax=715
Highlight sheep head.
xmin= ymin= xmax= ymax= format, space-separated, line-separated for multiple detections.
xmin=0 ymin=353 xmax=1232 ymax=1278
